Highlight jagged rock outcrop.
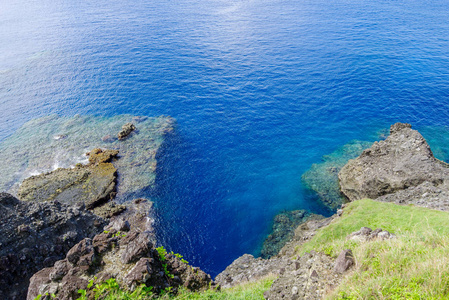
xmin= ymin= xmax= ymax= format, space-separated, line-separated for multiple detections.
xmin=0 ymin=193 xmax=106 ymax=300
xmin=264 ymin=251 xmax=343 ymax=300
xmin=333 ymin=249 xmax=354 ymax=274
xmin=17 ymin=148 xmax=124 ymax=218
xmin=27 ymin=219 xmax=215 ymax=300
xmin=261 ymin=211 xmax=324 ymax=259
xmin=118 ymin=123 xmax=136 ymax=140
xmin=339 ymin=123 xmax=449 ymax=210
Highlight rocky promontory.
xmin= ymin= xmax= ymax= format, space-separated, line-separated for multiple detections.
xmin=339 ymin=123 xmax=449 ymax=211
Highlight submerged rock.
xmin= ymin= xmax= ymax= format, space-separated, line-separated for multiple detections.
xmin=27 ymin=221 xmax=215 ymax=300
xmin=339 ymin=123 xmax=449 ymax=210
xmin=277 ymin=216 xmax=334 ymax=258
xmin=261 ymin=211 xmax=324 ymax=259
xmin=0 ymin=193 xmax=106 ymax=300
xmin=118 ymin=122 xmax=136 ymax=140
xmin=302 ymin=140 xmax=373 ymax=210
xmin=0 ymin=114 xmax=176 ymax=201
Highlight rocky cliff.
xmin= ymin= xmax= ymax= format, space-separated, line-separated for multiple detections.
xmin=339 ymin=123 xmax=449 ymax=211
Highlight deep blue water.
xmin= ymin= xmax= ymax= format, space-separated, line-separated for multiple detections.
xmin=1 ymin=0 xmax=449 ymax=276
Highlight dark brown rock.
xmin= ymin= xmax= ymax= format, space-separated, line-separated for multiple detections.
xmin=118 ymin=123 xmax=136 ymax=140
xmin=121 ymin=231 xmax=153 ymax=264
xmin=123 ymin=257 xmax=155 ymax=288
xmin=58 ymin=275 xmax=89 ymax=300
xmin=333 ymin=249 xmax=354 ymax=274
xmin=66 ymin=238 xmax=94 ymax=265
xmin=26 ymin=268 xmax=53 ymax=300
xmin=49 ymin=260 xmax=70 ymax=281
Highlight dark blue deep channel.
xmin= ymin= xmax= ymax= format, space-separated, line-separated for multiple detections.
xmin=1 ymin=0 xmax=449 ymax=276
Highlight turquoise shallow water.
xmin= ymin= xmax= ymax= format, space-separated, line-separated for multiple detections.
xmin=1 ymin=0 xmax=449 ymax=276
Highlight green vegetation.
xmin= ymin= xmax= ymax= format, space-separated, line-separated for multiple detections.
xmin=76 ymin=278 xmax=153 ymax=300
xmin=156 ymin=246 xmax=167 ymax=261
xmin=172 ymin=252 xmax=189 ymax=264
xmin=294 ymin=199 xmax=449 ymax=299
xmin=166 ymin=276 xmax=275 ymax=300
xmin=69 ymin=275 xmax=274 ymax=300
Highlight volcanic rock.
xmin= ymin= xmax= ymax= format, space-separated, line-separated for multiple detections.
xmin=27 ymin=222 xmax=215 ymax=300
xmin=339 ymin=123 xmax=449 ymax=210
xmin=0 ymin=193 xmax=105 ymax=300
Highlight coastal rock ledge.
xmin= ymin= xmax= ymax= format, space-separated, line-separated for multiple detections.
xmin=339 ymin=123 xmax=449 ymax=210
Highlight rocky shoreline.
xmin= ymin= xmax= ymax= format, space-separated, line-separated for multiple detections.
xmin=2 ymin=121 xmax=449 ymax=299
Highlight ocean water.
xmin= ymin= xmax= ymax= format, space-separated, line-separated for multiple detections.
xmin=1 ymin=0 xmax=449 ymax=276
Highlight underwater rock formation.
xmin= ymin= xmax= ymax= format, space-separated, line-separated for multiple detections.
xmin=0 ymin=114 xmax=176 ymax=201
xmin=302 ymin=140 xmax=372 ymax=210
xmin=0 ymin=193 xmax=106 ymax=300
xmin=118 ymin=122 xmax=136 ymax=140
xmin=260 ymin=211 xmax=324 ymax=259
xmin=339 ymin=123 xmax=449 ymax=211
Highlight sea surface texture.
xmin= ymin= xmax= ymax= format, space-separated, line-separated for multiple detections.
xmin=1 ymin=0 xmax=449 ymax=276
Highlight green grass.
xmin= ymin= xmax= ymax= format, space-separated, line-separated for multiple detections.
xmin=294 ymin=199 xmax=449 ymax=299
xmin=166 ymin=275 xmax=275 ymax=300
xmin=72 ymin=275 xmax=275 ymax=300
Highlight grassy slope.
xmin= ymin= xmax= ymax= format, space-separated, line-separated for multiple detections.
xmin=295 ymin=199 xmax=449 ymax=299
xmin=71 ymin=199 xmax=449 ymax=300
